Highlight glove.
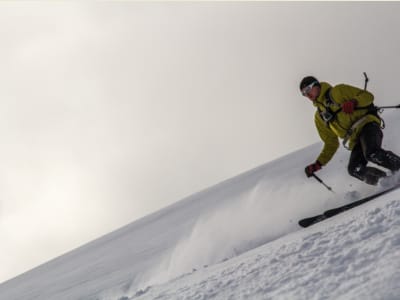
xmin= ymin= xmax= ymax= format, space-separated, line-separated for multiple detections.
xmin=305 ymin=161 xmax=322 ymax=177
xmin=341 ymin=100 xmax=358 ymax=114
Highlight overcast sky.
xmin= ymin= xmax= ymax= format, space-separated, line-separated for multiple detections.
xmin=1 ymin=2 xmax=400 ymax=283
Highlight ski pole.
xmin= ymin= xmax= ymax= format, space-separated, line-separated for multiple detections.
xmin=362 ymin=73 xmax=400 ymax=111
xmin=312 ymin=174 xmax=334 ymax=193
xmin=363 ymin=72 xmax=369 ymax=90
xmin=376 ymin=104 xmax=400 ymax=111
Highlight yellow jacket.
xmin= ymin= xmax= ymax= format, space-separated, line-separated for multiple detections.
xmin=313 ymin=82 xmax=381 ymax=165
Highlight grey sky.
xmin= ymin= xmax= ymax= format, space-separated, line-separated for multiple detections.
xmin=1 ymin=2 xmax=400 ymax=283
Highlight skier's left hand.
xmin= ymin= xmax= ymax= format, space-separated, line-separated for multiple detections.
xmin=342 ymin=100 xmax=358 ymax=114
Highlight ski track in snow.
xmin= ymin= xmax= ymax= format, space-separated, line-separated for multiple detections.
xmin=116 ymin=192 xmax=400 ymax=300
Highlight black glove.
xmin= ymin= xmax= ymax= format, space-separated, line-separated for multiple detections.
xmin=305 ymin=161 xmax=322 ymax=177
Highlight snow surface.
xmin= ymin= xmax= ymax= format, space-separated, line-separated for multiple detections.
xmin=0 ymin=112 xmax=400 ymax=300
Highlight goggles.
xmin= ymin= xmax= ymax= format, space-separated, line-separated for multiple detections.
xmin=301 ymin=81 xmax=318 ymax=96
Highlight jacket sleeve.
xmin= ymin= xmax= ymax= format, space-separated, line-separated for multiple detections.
xmin=314 ymin=111 xmax=339 ymax=166
xmin=331 ymin=84 xmax=374 ymax=107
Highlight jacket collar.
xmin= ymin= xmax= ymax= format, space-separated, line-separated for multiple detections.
xmin=314 ymin=82 xmax=333 ymax=108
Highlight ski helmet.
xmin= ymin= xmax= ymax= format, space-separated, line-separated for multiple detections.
xmin=299 ymin=76 xmax=320 ymax=91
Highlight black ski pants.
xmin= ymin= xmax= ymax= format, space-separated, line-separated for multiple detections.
xmin=348 ymin=122 xmax=400 ymax=182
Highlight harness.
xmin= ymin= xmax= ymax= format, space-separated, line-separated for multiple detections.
xmin=341 ymin=104 xmax=385 ymax=149
xmin=317 ymin=88 xmax=384 ymax=150
xmin=316 ymin=88 xmax=341 ymax=124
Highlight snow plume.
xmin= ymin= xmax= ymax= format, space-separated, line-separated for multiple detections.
xmin=143 ymin=182 xmax=298 ymax=287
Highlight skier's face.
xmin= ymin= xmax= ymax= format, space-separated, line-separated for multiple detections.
xmin=302 ymin=83 xmax=320 ymax=102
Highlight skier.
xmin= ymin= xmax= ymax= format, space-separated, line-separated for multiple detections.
xmin=300 ymin=76 xmax=400 ymax=185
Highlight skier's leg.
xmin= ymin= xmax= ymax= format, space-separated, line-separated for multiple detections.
xmin=361 ymin=122 xmax=400 ymax=172
xmin=348 ymin=125 xmax=386 ymax=185
xmin=348 ymin=143 xmax=369 ymax=181
xmin=348 ymin=152 xmax=386 ymax=185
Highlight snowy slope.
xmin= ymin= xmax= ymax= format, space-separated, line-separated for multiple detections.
xmin=130 ymin=192 xmax=400 ymax=300
xmin=0 ymin=112 xmax=399 ymax=300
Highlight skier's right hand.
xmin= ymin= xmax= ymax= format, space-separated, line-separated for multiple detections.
xmin=305 ymin=161 xmax=322 ymax=177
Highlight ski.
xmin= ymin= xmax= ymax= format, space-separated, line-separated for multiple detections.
xmin=298 ymin=182 xmax=400 ymax=228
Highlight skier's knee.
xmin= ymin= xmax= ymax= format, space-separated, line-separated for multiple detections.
xmin=366 ymin=149 xmax=400 ymax=172
xmin=365 ymin=149 xmax=382 ymax=164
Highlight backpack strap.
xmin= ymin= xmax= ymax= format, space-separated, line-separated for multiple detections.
xmin=324 ymin=88 xmax=341 ymax=108
xmin=318 ymin=88 xmax=341 ymax=124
